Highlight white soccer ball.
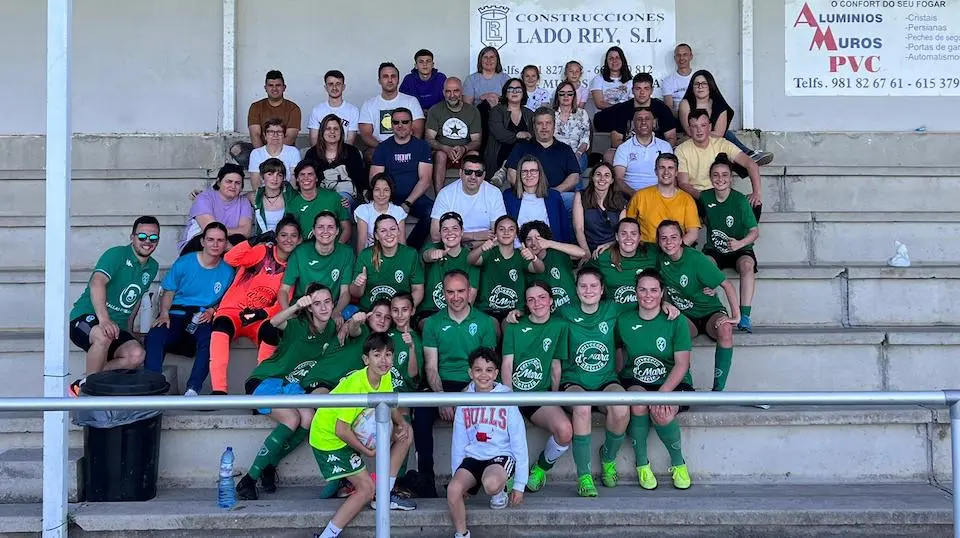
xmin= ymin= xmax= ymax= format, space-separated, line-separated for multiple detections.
xmin=352 ymin=408 xmax=379 ymax=450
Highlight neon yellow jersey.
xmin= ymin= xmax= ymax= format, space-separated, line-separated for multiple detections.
xmin=309 ymin=367 xmax=393 ymax=451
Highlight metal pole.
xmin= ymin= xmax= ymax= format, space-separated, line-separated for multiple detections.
xmin=374 ymin=402 xmax=391 ymax=538
xmin=951 ymin=400 xmax=960 ymax=538
xmin=740 ymin=0 xmax=755 ymax=130
xmin=43 ymin=0 xmax=73 ymax=536
xmin=220 ymin=0 xmax=236 ymax=132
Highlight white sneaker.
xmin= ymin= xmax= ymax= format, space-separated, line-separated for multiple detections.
xmin=184 ymin=388 xmax=198 ymax=397
xmin=455 ymin=531 xmax=471 ymax=538
xmin=489 ymin=490 xmax=508 ymax=510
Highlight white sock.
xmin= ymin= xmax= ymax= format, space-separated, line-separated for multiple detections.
xmin=455 ymin=531 xmax=471 ymax=538
xmin=319 ymin=521 xmax=342 ymax=538
xmin=544 ymin=435 xmax=569 ymax=464
xmin=389 ymin=476 xmax=396 ymax=491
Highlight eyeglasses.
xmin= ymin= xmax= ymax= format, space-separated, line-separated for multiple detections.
xmin=694 ymin=81 xmax=709 ymax=88
xmin=392 ymin=119 xmax=412 ymax=125
xmin=557 ymin=91 xmax=575 ymax=97
xmin=136 ymin=233 xmax=160 ymax=243
xmin=520 ymin=169 xmax=540 ymax=176
xmin=506 ymin=87 xmax=524 ymax=93
xmin=265 ymin=130 xmax=284 ymax=136
xmin=462 ymin=168 xmax=485 ymax=177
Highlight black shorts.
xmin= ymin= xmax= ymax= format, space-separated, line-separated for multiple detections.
xmin=458 ymin=455 xmax=516 ymax=495
xmin=704 ymin=249 xmax=758 ymax=273
xmin=620 ymin=380 xmax=695 ymax=412
xmin=688 ymin=311 xmax=728 ymax=340
xmin=519 ymin=405 xmax=540 ymax=421
xmin=484 ymin=309 xmax=512 ymax=324
xmin=559 ymin=380 xmax=622 ymax=393
xmin=244 ymin=378 xmax=262 ymax=395
xmin=69 ymin=314 xmax=137 ymax=360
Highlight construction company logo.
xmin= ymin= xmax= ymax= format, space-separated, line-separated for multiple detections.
xmin=633 ymin=356 xmax=667 ymax=384
xmin=331 ymin=269 xmax=341 ymax=281
xmin=552 ymin=287 xmax=570 ymax=310
xmin=508 ymin=269 xmax=519 ymax=282
xmin=468 ymin=322 xmax=479 ymax=336
xmin=514 ymin=357 xmax=544 ymax=391
xmin=394 ymin=270 xmax=404 ymax=283
xmin=614 ymin=285 xmax=636 ymax=305
xmin=656 ymin=337 xmax=667 ymax=352
xmin=350 ymin=453 xmax=363 ymax=469
xmin=488 ymin=285 xmax=518 ymax=310
xmin=370 ymin=285 xmax=397 ymax=302
xmin=432 ymin=282 xmax=447 ymax=308
xmin=543 ymin=338 xmax=553 ymax=352
xmin=213 ymin=282 xmax=223 ymax=294
xmin=679 ymin=275 xmax=689 ymax=288
xmin=791 ymin=2 xmax=882 ymax=73
xmin=550 ymin=267 xmax=561 ymax=280
xmin=118 ymin=284 xmax=142 ymax=309
xmin=598 ymin=321 xmax=609 ymax=335
xmin=711 ymin=229 xmax=733 ymax=253
xmin=575 ymin=341 xmax=609 ymax=373
xmin=478 ymin=5 xmax=510 ymax=49
xmin=725 ymin=215 xmax=735 ymax=228
xmin=666 ymin=286 xmax=694 ymax=311
xmin=141 ymin=272 xmax=151 ymax=286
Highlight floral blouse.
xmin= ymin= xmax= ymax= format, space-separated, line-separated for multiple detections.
xmin=554 ymin=108 xmax=591 ymax=152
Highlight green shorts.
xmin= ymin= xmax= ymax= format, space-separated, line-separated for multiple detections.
xmin=312 ymin=445 xmax=366 ymax=481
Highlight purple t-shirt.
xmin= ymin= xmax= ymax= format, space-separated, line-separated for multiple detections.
xmin=178 ymin=189 xmax=253 ymax=251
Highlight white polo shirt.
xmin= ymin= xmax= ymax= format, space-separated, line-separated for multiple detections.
xmin=613 ymin=135 xmax=673 ymax=191
xmin=430 ymin=179 xmax=507 ymax=234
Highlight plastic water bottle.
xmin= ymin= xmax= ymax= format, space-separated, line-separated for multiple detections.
xmin=217 ymin=447 xmax=236 ymax=508
xmin=185 ymin=311 xmax=203 ymax=335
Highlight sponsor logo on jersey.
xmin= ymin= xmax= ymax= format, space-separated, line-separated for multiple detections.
xmin=575 ymin=341 xmax=610 ymax=373
xmin=513 ymin=357 xmax=544 ymax=391
xmin=614 ymin=285 xmax=637 ymax=305
xmin=679 ymin=275 xmax=689 ymax=287
xmin=543 ymin=338 xmax=552 ymax=352
xmin=286 ymin=360 xmax=318 ymax=383
xmin=666 ymin=286 xmax=694 ymax=311
xmin=550 ymin=267 xmax=561 ymax=280
xmin=370 ymin=285 xmax=397 ymax=301
xmin=726 ymin=215 xmax=735 ymax=227
xmin=633 ymin=356 xmax=667 ymax=383
xmin=656 ymin=337 xmax=667 ymax=352
xmin=214 ymin=282 xmax=223 ymax=294
xmin=331 ymin=269 xmax=341 ymax=281
xmin=394 ymin=270 xmax=404 ymax=283
xmin=552 ymin=287 xmax=570 ymax=311
xmin=468 ymin=322 xmax=478 ymax=336
xmin=432 ymin=282 xmax=446 ymax=308
xmin=598 ymin=321 xmax=609 ymax=335
xmin=119 ymin=284 xmax=142 ymax=309
xmin=141 ymin=272 xmax=150 ymax=286
xmin=488 ymin=285 xmax=518 ymax=310
xmin=711 ymin=229 xmax=733 ymax=253
xmin=508 ymin=269 xmax=519 ymax=282
xmin=390 ymin=366 xmax=403 ymax=389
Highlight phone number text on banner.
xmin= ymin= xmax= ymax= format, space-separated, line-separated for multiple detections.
xmin=785 ymin=0 xmax=960 ymax=96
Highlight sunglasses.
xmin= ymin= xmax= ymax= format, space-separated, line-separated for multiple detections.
xmin=557 ymin=91 xmax=575 ymax=97
xmin=506 ymin=87 xmax=524 ymax=93
xmin=136 ymin=233 xmax=160 ymax=243
xmin=463 ymin=168 xmax=485 ymax=177
xmin=392 ymin=119 xmax=412 ymax=125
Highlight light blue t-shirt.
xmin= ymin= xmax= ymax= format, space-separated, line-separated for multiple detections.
xmin=160 ymin=252 xmax=235 ymax=315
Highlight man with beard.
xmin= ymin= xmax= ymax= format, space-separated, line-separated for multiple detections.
xmin=425 ymin=78 xmax=481 ymax=193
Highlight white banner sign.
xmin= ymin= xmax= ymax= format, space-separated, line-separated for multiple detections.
xmin=785 ymin=0 xmax=960 ymax=96
xmin=469 ymin=0 xmax=676 ymax=94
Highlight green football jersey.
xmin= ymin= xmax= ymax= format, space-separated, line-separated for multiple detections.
xmin=291 ymin=189 xmax=350 ymax=240
xmin=422 ymin=307 xmax=498 ymax=383
xmin=700 ymin=189 xmax=758 ymax=254
xmin=70 ymin=245 xmax=159 ymax=328
xmin=298 ymin=325 xmax=369 ymax=390
xmin=476 ymin=247 xmax=527 ymax=313
xmin=556 ymin=301 xmax=620 ymax=390
xmin=535 ymin=249 xmax=578 ymax=312
xmin=386 ymin=328 xmax=424 ymax=392
xmin=420 ymin=243 xmax=479 ymax=312
xmin=354 ymin=245 xmax=424 ymax=310
xmin=248 ymin=317 xmax=337 ymax=382
xmin=616 ymin=311 xmax=693 ymax=386
xmin=590 ymin=245 xmax=659 ymax=307
xmin=283 ymin=242 xmax=355 ymax=301
xmin=658 ymin=247 xmax=726 ymax=319
xmin=502 ymin=316 xmax=568 ymax=392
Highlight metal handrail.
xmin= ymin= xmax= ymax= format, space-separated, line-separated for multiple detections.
xmin=5 ymin=390 xmax=958 ymax=538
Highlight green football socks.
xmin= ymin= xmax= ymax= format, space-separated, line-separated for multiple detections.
xmin=249 ymin=423 xmax=293 ymax=480
xmin=602 ymin=430 xmax=625 ymax=463
xmin=572 ymin=434 xmax=592 ymax=476
xmin=713 ymin=346 xmax=734 ymax=391
xmin=628 ymin=414 xmax=651 ymax=466
xmin=654 ymin=420 xmax=685 ymax=466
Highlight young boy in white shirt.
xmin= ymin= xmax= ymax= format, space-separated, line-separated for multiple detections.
xmin=446 ymin=347 xmax=528 ymax=538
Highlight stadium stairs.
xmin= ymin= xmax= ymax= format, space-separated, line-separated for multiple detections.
xmin=0 ymin=132 xmax=956 ymax=536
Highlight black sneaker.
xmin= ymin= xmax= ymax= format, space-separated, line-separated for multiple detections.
xmin=260 ymin=464 xmax=278 ymax=493
xmin=236 ymin=474 xmax=258 ymax=500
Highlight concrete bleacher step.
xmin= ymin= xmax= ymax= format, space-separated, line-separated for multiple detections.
xmin=62 ymin=483 xmax=952 ymax=537
xmin=0 ymin=447 xmax=83 ymax=503
xmin=1 ymin=406 xmax=950 ymax=488
xmin=4 ymin=264 xmax=959 ymax=329
xmin=2 ymin=327 xmax=959 ymax=397
xmin=0 ymin=503 xmax=41 ymax=536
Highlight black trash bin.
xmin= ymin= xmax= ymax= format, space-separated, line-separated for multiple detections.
xmin=78 ymin=369 xmax=170 ymax=502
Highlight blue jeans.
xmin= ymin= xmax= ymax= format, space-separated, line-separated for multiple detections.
xmin=144 ymin=313 xmax=213 ymax=393
xmin=560 ymin=191 xmax=576 ymax=241
xmin=724 ymin=130 xmax=753 ymax=154
xmin=577 ymin=152 xmax=589 ymax=174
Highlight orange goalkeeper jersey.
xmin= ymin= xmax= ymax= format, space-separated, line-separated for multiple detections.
xmin=218 ymin=242 xmax=289 ymax=312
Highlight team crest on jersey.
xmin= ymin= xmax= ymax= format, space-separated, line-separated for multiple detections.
xmin=513 ymin=358 xmax=544 ymax=391
xmin=575 ymin=341 xmax=609 ymax=372
xmin=508 ymin=269 xmax=518 ymax=282
xmin=119 ymin=284 xmax=142 ymax=309
xmin=141 ymin=272 xmax=150 ymax=286
xmin=349 ymin=453 xmax=363 ymax=469
xmin=614 ymin=285 xmax=636 ymax=304
xmin=468 ymin=322 xmax=478 ymax=336
xmin=725 ymin=215 xmax=735 ymax=227
xmin=598 ymin=321 xmax=609 ymax=335
xmin=331 ymin=269 xmax=341 ymax=281
xmin=85 ymin=314 xmax=96 ymax=323
xmin=543 ymin=338 xmax=552 ymax=352
xmin=394 ymin=270 xmax=404 ymax=283
xmin=214 ymin=282 xmax=223 ymax=294
xmin=633 ymin=356 xmax=667 ymax=383
xmin=550 ymin=267 xmax=560 ymax=280
xmin=656 ymin=337 xmax=667 ymax=352
xmin=679 ymin=275 xmax=689 ymax=287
